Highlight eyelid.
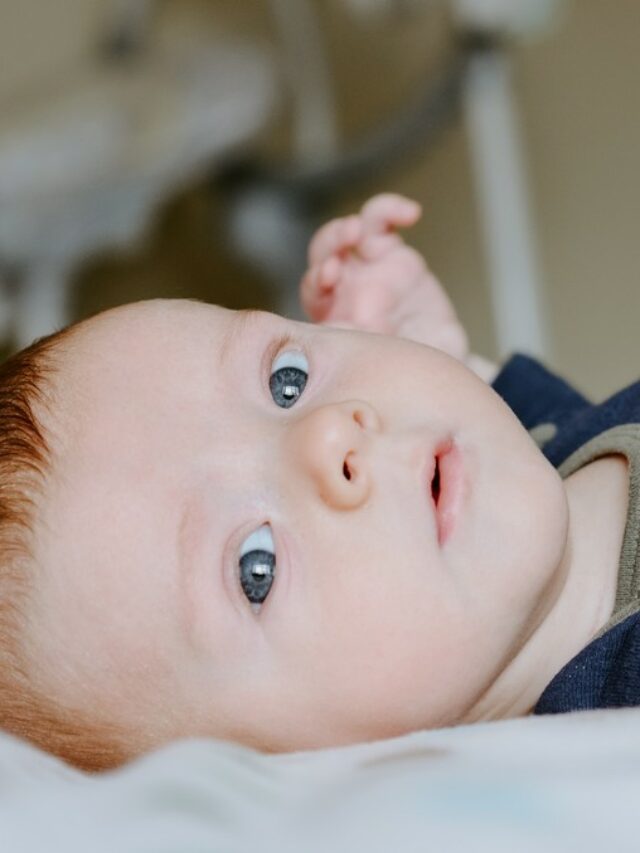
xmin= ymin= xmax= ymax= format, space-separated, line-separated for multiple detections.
xmin=226 ymin=520 xmax=284 ymax=618
xmin=225 ymin=327 xmax=305 ymax=617
xmin=224 ymin=520 xmax=268 ymax=617
xmin=262 ymin=331 xmax=309 ymax=399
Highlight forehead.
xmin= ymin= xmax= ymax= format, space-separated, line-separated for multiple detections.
xmin=54 ymin=300 xmax=233 ymax=431
xmin=30 ymin=302 xmax=239 ymax=665
xmin=35 ymin=301 xmax=245 ymax=560
xmin=68 ymin=299 xmax=232 ymax=374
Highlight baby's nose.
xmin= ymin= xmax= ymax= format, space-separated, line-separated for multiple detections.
xmin=287 ymin=401 xmax=380 ymax=510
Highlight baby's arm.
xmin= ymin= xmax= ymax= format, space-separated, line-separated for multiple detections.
xmin=300 ymin=194 xmax=498 ymax=383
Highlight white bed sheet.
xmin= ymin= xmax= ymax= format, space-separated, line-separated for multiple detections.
xmin=1 ymin=707 xmax=639 ymax=852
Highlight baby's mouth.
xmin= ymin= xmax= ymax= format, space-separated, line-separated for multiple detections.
xmin=430 ymin=439 xmax=464 ymax=546
xmin=431 ymin=456 xmax=441 ymax=507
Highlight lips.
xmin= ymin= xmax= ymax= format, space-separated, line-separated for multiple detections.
xmin=429 ymin=439 xmax=462 ymax=546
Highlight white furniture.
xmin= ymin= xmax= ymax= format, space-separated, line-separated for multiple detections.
xmin=0 ymin=32 xmax=276 ymax=346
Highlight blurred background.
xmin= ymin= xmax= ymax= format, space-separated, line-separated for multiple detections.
xmin=0 ymin=0 xmax=638 ymax=399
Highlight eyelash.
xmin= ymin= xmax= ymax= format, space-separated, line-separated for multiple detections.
xmin=234 ymin=331 xmax=309 ymax=614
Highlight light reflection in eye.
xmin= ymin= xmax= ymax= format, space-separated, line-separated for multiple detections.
xmin=269 ymin=350 xmax=308 ymax=409
xmin=238 ymin=523 xmax=276 ymax=610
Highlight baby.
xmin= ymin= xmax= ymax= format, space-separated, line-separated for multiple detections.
xmin=0 ymin=194 xmax=635 ymax=773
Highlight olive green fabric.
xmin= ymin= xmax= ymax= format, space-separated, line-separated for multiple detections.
xmin=554 ymin=425 xmax=640 ymax=640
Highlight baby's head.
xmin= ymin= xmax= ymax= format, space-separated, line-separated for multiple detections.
xmin=0 ymin=298 xmax=567 ymax=771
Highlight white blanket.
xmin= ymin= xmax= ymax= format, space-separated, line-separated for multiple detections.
xmin=2 ymin=708 xmax=639 ymax=852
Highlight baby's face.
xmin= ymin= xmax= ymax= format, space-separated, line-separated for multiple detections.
xmin=31 ymin=299 xmax=566 ymax=751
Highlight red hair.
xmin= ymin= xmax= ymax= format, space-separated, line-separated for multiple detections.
xmin=0 ymin=325 xmax=136 ymax=772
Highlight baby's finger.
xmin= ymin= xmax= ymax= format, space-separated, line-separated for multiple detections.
xmin=300 ymin=266 xmax=323 ymax=319
xmin=318 ymin=255 xmax=342 ymax=289
xmin=360 ymin=193 xmax=422 ymax=235
xmin=358 ymin=231 xmax=404 ymax=261
xmin=308 ymin=215 xmax=362 ymax=266
xmin=300 ymin=257 xmax=342 ymax=320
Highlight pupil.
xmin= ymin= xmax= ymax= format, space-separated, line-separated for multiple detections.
xmin=240 ymin=549 xmax=276 ymax=604
xmin=270 ymin=366 xmax=307 ymax=409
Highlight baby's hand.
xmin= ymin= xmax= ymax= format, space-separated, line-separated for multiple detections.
xmin=300 ymin=193 xmax=469 ymax=362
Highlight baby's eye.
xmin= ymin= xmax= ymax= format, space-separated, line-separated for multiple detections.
xmin=239 ymin=523 xmax=276 ymax=610
xmin=269 ymin=350 xmax=308 ymax=409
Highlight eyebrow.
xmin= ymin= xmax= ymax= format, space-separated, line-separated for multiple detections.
xmin=178 ymin=493 xmax=202 ymax=648
xmin=218 ymin=308 xmax=263 ymax=371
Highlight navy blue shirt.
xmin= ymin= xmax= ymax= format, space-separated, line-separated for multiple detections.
xmin=491 ymin=354 xmax=640 ymax=714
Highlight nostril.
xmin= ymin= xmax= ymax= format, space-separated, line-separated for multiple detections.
xmin=353 ymin=410 xmax=366 ymax=430
xmin=352 ymin=403 xmax=381 ymax=432
xmin=343 ymin=458 xmax=352 ymax=480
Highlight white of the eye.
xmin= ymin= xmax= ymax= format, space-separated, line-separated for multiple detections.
xmin=271 ymin=350 xmax=308 ymax=376
xmin=240 ymin=523 xmax=275 ymax=557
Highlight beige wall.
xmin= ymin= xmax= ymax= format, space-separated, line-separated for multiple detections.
xmin=515 ymin=0 xmax=640 ymax=400
xmin=1 ymin=0 xmax=639 ymax=399
xmin=327 ymin=0 xmax=640 ymax=401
